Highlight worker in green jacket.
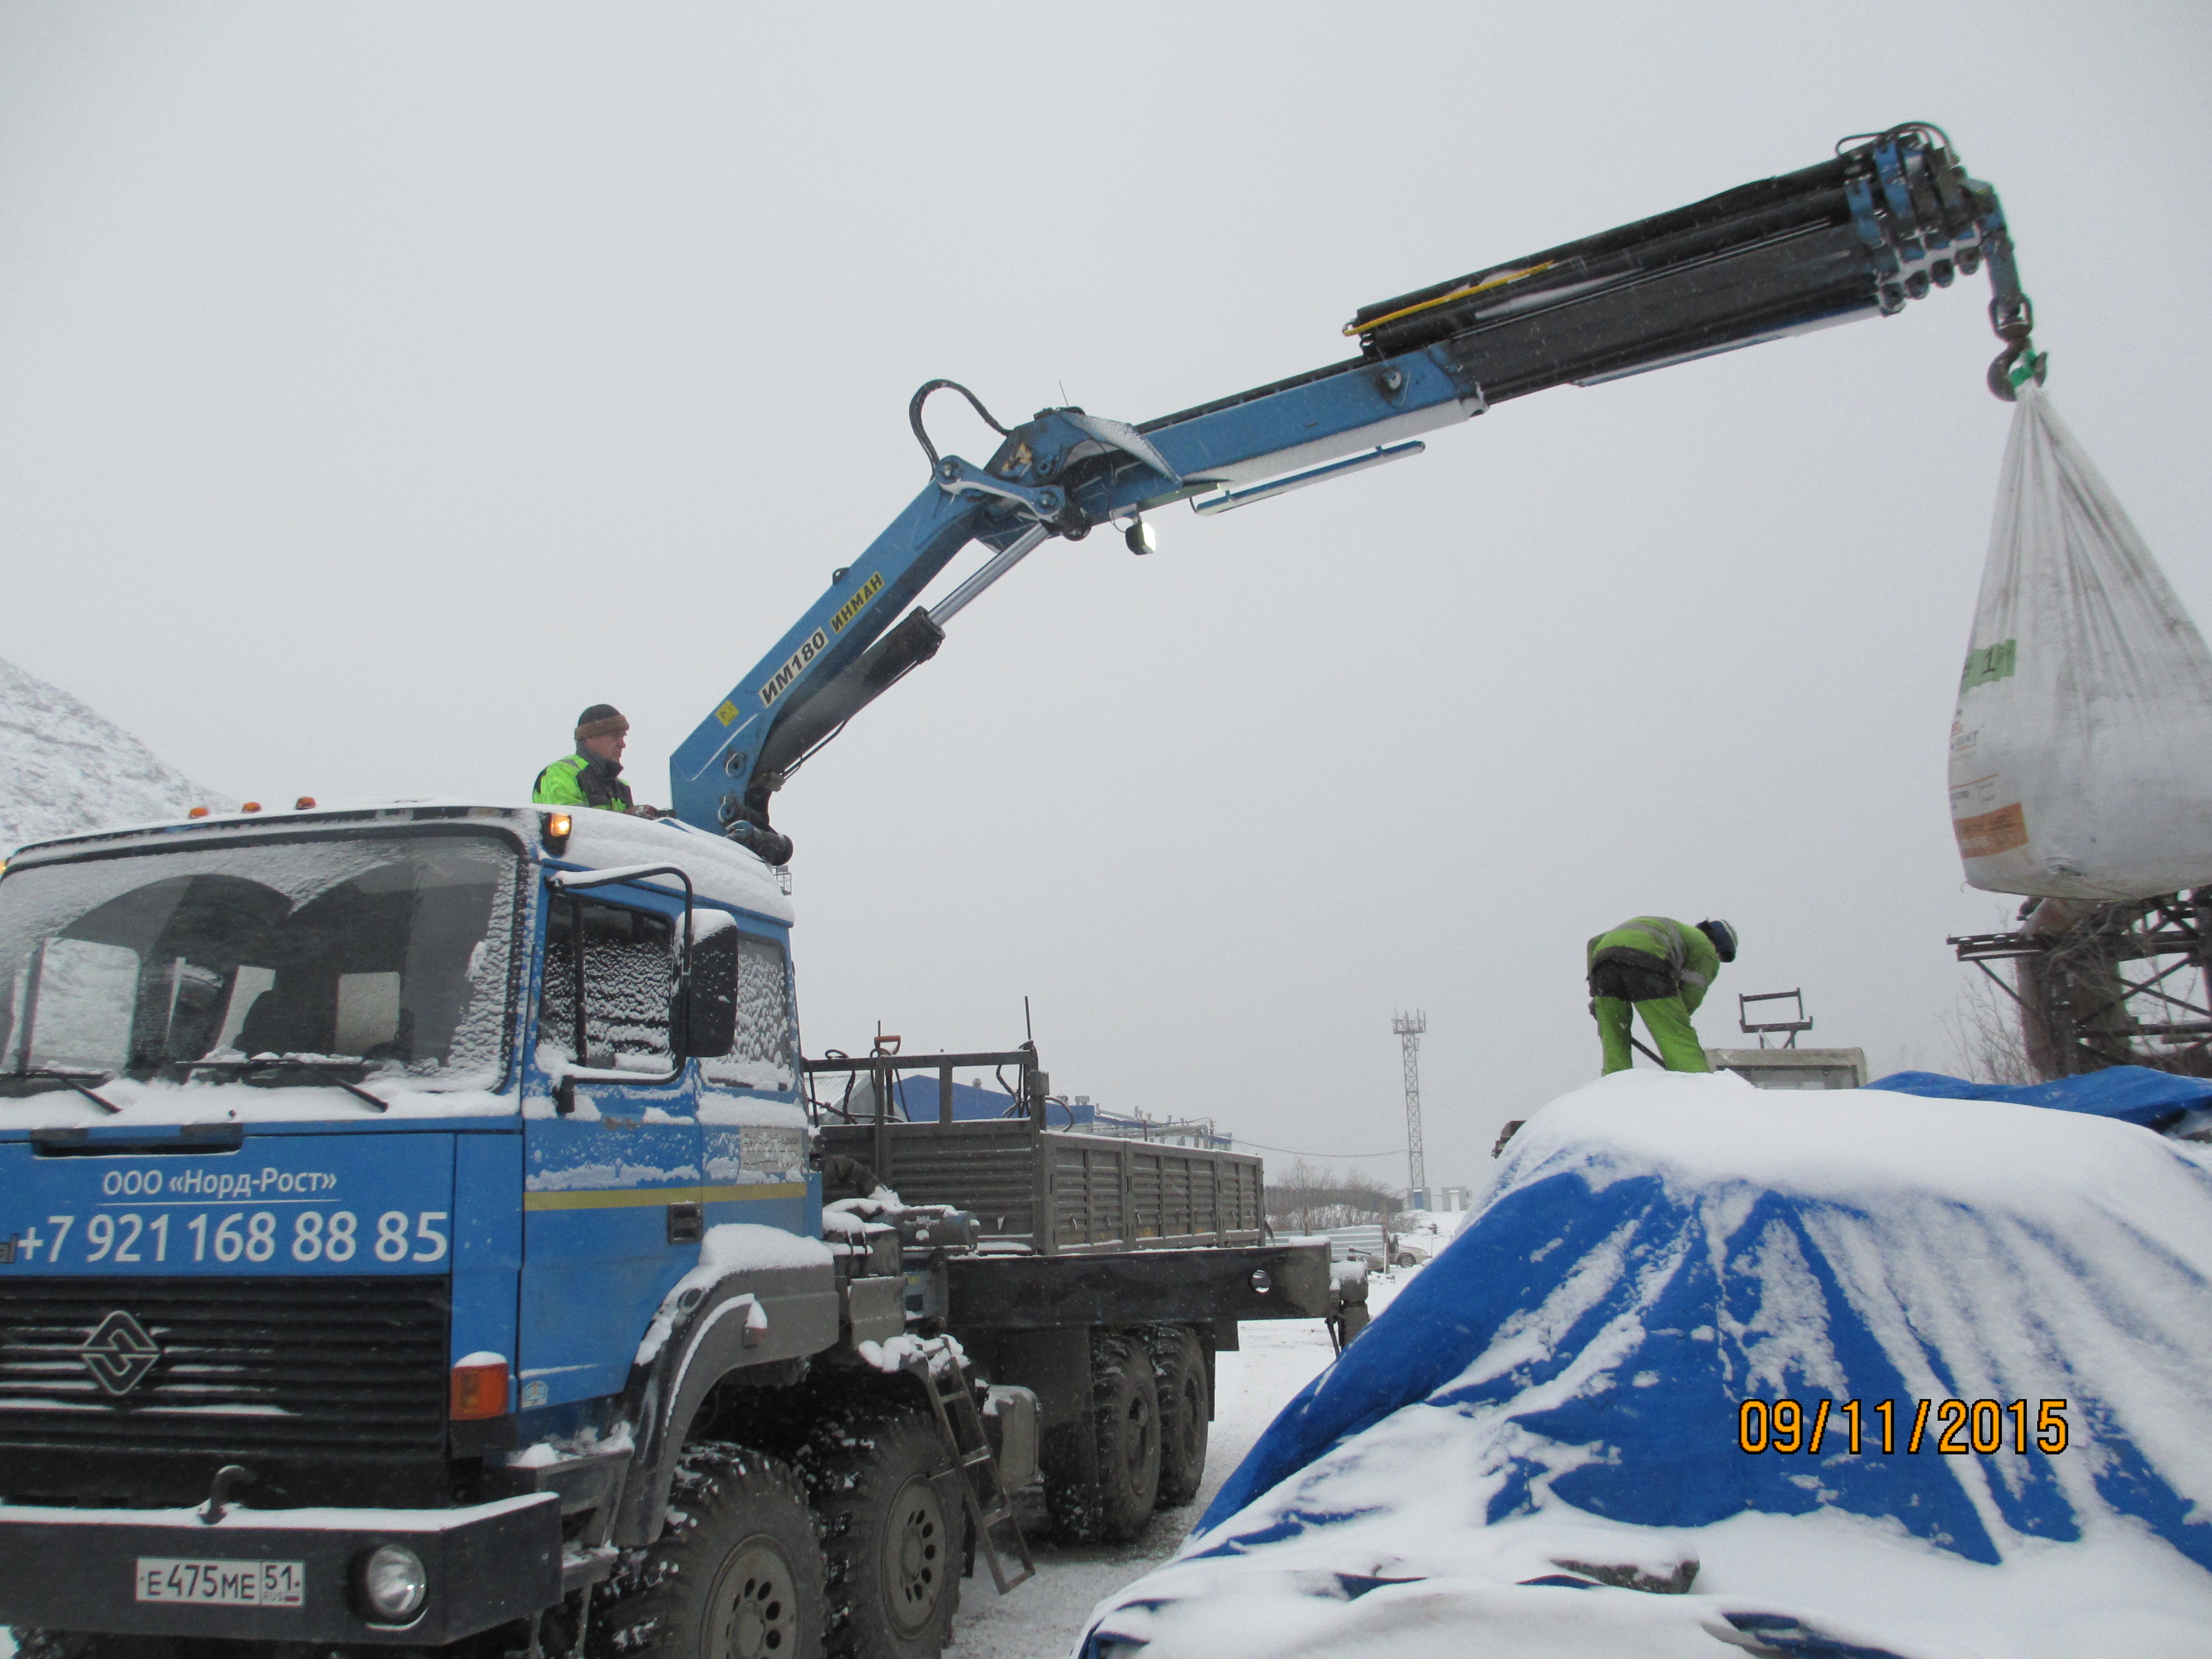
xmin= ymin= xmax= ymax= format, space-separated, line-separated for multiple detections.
xmin=1587 ymin=916 xmax=1738 ymax=1074
xmin=533 ymin=704 xmax=663 ymax=816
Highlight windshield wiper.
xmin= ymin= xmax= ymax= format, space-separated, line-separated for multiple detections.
xmin=179 ymin=1056 xmax=389 ymax=1113
xmin=2 ymin=1067 xmax=124 ymax=1114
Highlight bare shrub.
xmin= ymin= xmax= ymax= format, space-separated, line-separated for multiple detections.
xmin=1943 ymin=967 xmax=2037 ymax=1084
xmin=1265 ymin=1158 xmax=1404 ymax=1234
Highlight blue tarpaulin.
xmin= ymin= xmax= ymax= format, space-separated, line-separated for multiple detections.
xmin=1192 ymin=1072 xmax=2212 ymax=1567
xmin=1081 ymin=1074 xmax=2212 ymax=1658
xmin=1864 ymin=1065 xmax=2212 ymax=1130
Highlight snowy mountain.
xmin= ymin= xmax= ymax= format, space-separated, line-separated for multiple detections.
xmin=0 ymin=657 xmax=220 ymax=853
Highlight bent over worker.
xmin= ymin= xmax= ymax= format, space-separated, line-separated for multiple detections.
xmin=1587 ymin=916 xmax=1738 ymax=1075
xmin=533 ymin=704 xmax=662 ymax=816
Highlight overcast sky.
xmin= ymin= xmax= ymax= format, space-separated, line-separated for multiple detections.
xmin=3 ymin=2 xmax=2208 ymax=1191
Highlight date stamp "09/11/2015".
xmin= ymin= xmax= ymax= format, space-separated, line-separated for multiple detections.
xmin=1736 ymin=1398 xmax=2072 ymax=1457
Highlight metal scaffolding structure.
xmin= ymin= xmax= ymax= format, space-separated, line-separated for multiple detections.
xmin=1393 ymin=1010 xmax=1428 ymax=1202
xmin=1952 ymin=891 xmax=2212 ymax=1078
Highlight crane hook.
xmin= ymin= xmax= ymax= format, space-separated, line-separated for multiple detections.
xmin=1986 ymin=293 xmax=2047 ymax=401
xmin=1989 ymin=338 xmax=2049 ymax=401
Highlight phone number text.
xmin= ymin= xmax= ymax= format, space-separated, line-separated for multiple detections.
xmin=1 ymin=1209 xmax=448 ymax=1266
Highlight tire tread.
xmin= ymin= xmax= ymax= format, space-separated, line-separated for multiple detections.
xmin=589 ymin=1440 xmax=825 ymax=1659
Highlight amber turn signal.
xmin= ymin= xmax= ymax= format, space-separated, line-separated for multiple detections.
xmin=448 ymin=1359 xmax=509 ymax=1421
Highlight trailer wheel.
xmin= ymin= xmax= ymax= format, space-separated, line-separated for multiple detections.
xmin=1048 ymin=1331 xmax=1160 ymax=1543
xmin=590 ymin=1441 xmax=825 ymax=1659
xmin=796 ymin=1400 xmax=961 ymax=1659
xmin=1144 ymin=1325 xmax=1210 ymax=1508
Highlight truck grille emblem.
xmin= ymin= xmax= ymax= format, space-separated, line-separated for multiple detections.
xmin=81 ymin=1310 xmax=161 ymax=1396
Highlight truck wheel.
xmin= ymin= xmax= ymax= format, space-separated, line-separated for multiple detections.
xmin=591 ymin=1441 xmax=825 ymax=1659
xmin=796 ymin=1401 xmax=961 ymax=1659
xmin=1144 ymin=1325 xmax=1209 ymax=1508
xmin=1047 ymin=1331 xmax=1160 ymax=1543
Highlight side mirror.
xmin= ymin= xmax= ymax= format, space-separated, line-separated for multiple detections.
xmin=674 ymin=920 xmax=739 ymax=1059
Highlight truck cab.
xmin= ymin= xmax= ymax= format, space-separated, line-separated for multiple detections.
xmin=0 ymin=804 xmax=845 ymax=1646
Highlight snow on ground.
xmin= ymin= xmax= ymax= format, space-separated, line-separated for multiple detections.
xmin=0 ymin=656 xmax=217 ymax=854
xmin=947 ymin=1277 xmax=1418 ymax=1659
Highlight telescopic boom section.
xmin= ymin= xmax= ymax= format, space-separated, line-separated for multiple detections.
xmin=670 ymin=126 xmax=2033 ymax=857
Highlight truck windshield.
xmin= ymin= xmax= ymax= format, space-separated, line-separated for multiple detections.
xmin=0 ymin=831 xmax=521 ymax=1090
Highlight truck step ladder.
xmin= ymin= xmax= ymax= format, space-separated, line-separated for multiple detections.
xmin=901 ymin=1339 xmax=1035 ymax=1593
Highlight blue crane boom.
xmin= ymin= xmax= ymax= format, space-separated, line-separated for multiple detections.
xmin=669 ymin=124 xmax=2037 ymax=861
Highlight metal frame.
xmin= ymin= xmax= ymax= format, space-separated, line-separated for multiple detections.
xmin=1951 ymin=893 xmax=2212 ymax=1077
xmin=804 ymin=1047 xmax=1047 ymax=1198
xmin=1738 ymin=989 xmax=1814 ymax=1050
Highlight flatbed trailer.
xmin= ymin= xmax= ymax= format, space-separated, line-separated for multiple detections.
xmin=808 ymin=1049 xmax=1334 ymax=1540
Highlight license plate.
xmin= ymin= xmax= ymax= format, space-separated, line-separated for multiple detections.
xmin=135 ymin=1558 xmax=305 ymax=1607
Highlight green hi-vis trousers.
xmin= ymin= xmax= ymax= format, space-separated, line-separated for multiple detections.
xmin=1595 ymin=995 xmax=1710 ymax=1075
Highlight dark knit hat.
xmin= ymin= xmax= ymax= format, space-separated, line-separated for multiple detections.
xmin=576 ymin=704 xmax=629 ymax=745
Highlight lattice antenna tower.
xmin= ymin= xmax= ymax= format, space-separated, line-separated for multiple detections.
xmin=1393 ymin=1010 xmax=1427 ymax=1199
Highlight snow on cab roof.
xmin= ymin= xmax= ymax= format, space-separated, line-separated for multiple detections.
xmin=553 ymin=804 xmax=793 ymax=923
xmin=3 ymin=801 xmax=794 ymax=925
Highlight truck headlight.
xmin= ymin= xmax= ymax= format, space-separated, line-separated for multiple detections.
xmin=357 ymin=1543 xmax=428 ymax=1623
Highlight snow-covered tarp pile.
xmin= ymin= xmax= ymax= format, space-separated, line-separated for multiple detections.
xmin=0 ymin=656 xmax=217 ymax=854
xmin=1081 ymin=1071 xmax=2212 ymax=1659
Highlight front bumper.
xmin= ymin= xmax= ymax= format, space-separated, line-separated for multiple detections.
xmin=0 ymin=1491 xmax=561 ymax=1645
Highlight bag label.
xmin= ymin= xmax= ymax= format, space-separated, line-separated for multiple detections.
xmin=1959 ymin=639 xmax=2017 ymax=692
xmin=1954 ymin=801 xmax=2030 ymax=859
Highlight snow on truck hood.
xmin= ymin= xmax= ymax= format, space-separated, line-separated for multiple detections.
xmin=1083 ymin=1071 xmax=2212 ymax=1659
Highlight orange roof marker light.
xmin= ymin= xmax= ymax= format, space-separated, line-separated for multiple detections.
xmin=294 ymin=797 xmax=317 ymax=811
xmin=241 ymin=802 xmax=263 ymax=813
xmin=187 ymin=806 xmax=211 ymax=820
xmin=541 ymin=812 xmax=573 ymax=855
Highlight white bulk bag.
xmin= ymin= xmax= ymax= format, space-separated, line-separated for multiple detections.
xmin=1950 ymin=382 xmax=2212 ymax=899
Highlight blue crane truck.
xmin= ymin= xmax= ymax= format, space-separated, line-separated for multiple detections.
xmin=0 ymin=124 xmax=2032 ymax=1659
